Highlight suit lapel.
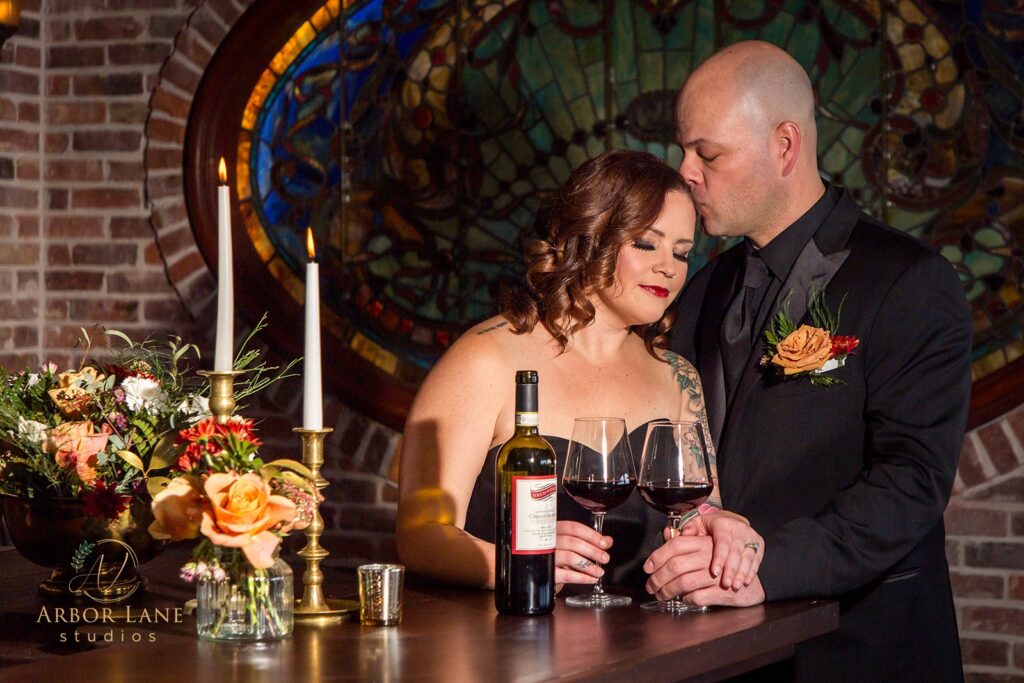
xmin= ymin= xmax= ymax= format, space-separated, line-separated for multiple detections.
xmin=699 ymin=248 xmax=744 ymax=450
xmin=722 ymin=190 xmax=861 ymax=441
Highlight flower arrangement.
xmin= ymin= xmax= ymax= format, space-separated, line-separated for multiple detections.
xmin=0 ymin=329 xmax=209 ymax=513
xmin=761 ymin=291 xmax=860 ymax=387
xmin=0 ymin=322 xmax=294 ymax=516
xmin=149 ymin=416 xmax=319 ymax=639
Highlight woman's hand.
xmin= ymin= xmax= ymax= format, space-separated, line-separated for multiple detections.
xmin=554 ymin=520 xmax=610 ymax=591
xmin=673 ymin=511 xmax=763 ymax=590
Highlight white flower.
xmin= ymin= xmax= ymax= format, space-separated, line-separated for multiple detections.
xmin=121 ymin=376 xmax=169 ymax=415
xmin=177 ymin=395 xmax=211 ymax=421
xmin=26 ymin=373 xmax=40 ymax=387
xmin=17 ymin=417 xmax=48 ymax=445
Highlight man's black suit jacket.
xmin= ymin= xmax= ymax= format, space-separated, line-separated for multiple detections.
xmin=671 ymin=189 xmax=971 ymax=682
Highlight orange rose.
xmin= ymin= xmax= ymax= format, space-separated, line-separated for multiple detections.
xmin=43 ymin=420 xmax=111 ymax=484
xmin=200 ymin=472 xmax=297 ymax=568
xmin=771 ymin=324 xmax=832 ymax=376
xmin=150 ymin=478 xmax=209 ymax=541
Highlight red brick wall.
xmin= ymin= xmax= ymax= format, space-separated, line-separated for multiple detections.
xmin=0 ymin=0 xmax=400 ymax=569
xmin=948 ymin=408 xmax=1024 ymax=679
xmin=0 ymin=0 xmax=42 ymax=371
xmin=0 ymin=2 xmax=1020 ymax=676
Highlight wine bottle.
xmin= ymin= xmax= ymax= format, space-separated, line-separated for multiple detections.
xmin=495 ymin=370 xmax=556 ymax=615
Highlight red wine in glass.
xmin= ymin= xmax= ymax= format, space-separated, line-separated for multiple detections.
xmin=562 ymin=417 xmax=637 ymax=608
xmin=637 ymin=421 xmax=713 ymax=613
xmin=637 ymin=482 xmax=712 ymax=516
xmin=563 ymin=479 xmax=636 ymax=513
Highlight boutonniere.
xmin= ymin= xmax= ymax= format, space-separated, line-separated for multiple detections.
xmin=760 ymin=290 xmax=859 ymax=387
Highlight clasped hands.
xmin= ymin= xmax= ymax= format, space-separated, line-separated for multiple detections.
xmin=555 ymin=514 xmax=766 ymax=607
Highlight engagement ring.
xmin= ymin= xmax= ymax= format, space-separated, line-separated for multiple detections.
xmin=576 ymin=559 xmax=594 ymax=570
xmin=744 ymin=541 xmax=760 ymax=554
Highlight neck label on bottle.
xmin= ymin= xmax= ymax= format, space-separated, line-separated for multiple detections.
xmin=511 ymin=475 xmax=557 ymax=554
xmin=515 ymin=412 xmax=539 ymax=427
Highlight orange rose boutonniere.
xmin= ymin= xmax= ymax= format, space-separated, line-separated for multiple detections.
xmin=761 ymin=291 xmax=860 ymax=387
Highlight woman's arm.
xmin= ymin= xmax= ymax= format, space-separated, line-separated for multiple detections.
xmin=664 ymin=351 xmax=721 ymax=508
xmin=397 ymin=325 xmax=612 ymax=591
xmin=396 ymin=332 xmax=507 ymax=589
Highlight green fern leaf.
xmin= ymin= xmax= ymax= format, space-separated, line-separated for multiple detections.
xmin=70 ymin=540 xmax=95 ymax=571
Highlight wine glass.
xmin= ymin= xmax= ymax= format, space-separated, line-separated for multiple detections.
xmin=637 ymin=420 xmax=713 ymax=613
xmin=561 ymin=417 xmax=636 ymax=608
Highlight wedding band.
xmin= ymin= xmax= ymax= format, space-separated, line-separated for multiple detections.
xmin=576 ymin=559 xmax=594 ymax=570
xmin=744 ymin=541 xmax=760 ymax=554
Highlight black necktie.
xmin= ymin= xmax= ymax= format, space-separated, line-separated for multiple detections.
xmin=721 ymin=250 xmax=770 ymax=397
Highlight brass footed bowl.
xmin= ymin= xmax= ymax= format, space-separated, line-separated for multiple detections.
xmin=2 ymin=494 xmax=168 ymax=601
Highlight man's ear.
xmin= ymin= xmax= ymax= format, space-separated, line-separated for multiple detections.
xmin=776 ymin=121 xmax=802 ymax=177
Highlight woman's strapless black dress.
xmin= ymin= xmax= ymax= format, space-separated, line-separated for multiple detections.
xmin=464 ymin=421 xmax=665 ymax=591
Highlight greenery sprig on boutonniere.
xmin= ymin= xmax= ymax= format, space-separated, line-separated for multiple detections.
xmin=760 ymin=290 xmax=859 ymax=388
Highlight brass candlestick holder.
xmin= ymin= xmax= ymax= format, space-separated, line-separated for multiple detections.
xmin=293 ymin=426 xmax=357 ymax=621
xmin=198 ymin=370 xmax=244 ymax=423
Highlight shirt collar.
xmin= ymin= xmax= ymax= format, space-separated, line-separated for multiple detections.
xmin=751 ymin=183 xmax=839 ymax=281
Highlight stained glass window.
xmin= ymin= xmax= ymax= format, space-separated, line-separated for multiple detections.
xmin=232 ymin=0 xmax=1024 ymax=397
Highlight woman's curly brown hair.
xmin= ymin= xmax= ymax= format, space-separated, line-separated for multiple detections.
xmin=502 ymin=149 xmax=692 ymax=359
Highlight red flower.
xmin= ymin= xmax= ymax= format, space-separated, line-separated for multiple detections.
xmin=177 ymin=418 xmax=218 ymax=444
xmin=104 ymin=363 xmax=157 ymax=384
xmin=176 ymin=439 xmax=222 ymax=472
xmin=81 ymin=480 xmax=131 ymax=520
xmin=831 ymin=335 xmax=860 ymax=358
xmin=174 ymin=417 xmax=261 ymax=471
xmin=218 ymin=418 xmax=261 ymax=447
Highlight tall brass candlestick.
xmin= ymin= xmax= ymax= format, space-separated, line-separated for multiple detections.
xmin=198 ymin=370 xmax=243 ymax=423
xmin=293 ymin=426 xmax=357 ymax=621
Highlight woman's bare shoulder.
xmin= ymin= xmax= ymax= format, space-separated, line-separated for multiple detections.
xmin=411 ymin=317 xmax=538 ymax=408
xmin=452 ymin=315 xmax=552 ymax=363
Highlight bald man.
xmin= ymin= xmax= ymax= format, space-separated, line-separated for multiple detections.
xmin=657 ymin=42 xmax=971 ymax=681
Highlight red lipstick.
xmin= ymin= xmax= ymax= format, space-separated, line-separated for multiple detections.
xmin=640 ymin=285 xmax=669 ymax=298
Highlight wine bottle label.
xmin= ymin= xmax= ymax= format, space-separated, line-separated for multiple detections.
xmin=511 ymin=475 xmax=556 ymax=554
xmin=515 ymin=412 xmax=539 ymax=427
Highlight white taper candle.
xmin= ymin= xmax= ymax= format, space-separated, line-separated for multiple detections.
xmin=303 ymin=227 xmax=323 ymax=429
xmin=214 ymin=157 xmax=234 ymax=372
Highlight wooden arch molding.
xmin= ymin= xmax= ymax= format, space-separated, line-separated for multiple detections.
xmin=145 ymin=0 xmax=413 ymax=429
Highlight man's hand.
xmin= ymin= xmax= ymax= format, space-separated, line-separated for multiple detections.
xmin=643 ymin=535 xmax=720 ymax=600
xmin=680 ymin=513 xmax=764 ymax=590
xmin=682 ymin=575 xmax=766 ymax=608
xmin=645 ymin=523 xmax=767 ymax=601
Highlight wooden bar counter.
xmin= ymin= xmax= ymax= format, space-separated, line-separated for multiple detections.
xmin=0 ymin=547 xmax=837 ymax=682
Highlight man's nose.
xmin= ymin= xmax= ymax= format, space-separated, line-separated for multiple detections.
xmin=678 ymin=155 xmax=701 ymax=186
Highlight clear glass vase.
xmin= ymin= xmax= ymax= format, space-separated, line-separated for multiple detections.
xmin=196 ymin=546 xmax=294 ymax=642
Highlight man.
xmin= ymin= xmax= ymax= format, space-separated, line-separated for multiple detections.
xmin=651 ymin=41 xmax=971 ymax=681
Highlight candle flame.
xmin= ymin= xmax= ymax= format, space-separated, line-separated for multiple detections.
xmin=0 ymin=1 xmax=22 ymax=26
xmin=218 ymin=157 xmax=227 ymax=184
xmin=306 ymin=227 xmax=316 ymax=261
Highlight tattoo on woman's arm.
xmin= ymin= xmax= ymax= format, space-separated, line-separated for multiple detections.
xmin=665 ymin=351 xmax=718 ymax=472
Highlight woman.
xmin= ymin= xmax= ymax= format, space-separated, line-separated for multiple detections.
xmin=397 ymin=150 xmax=761 ymax=595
